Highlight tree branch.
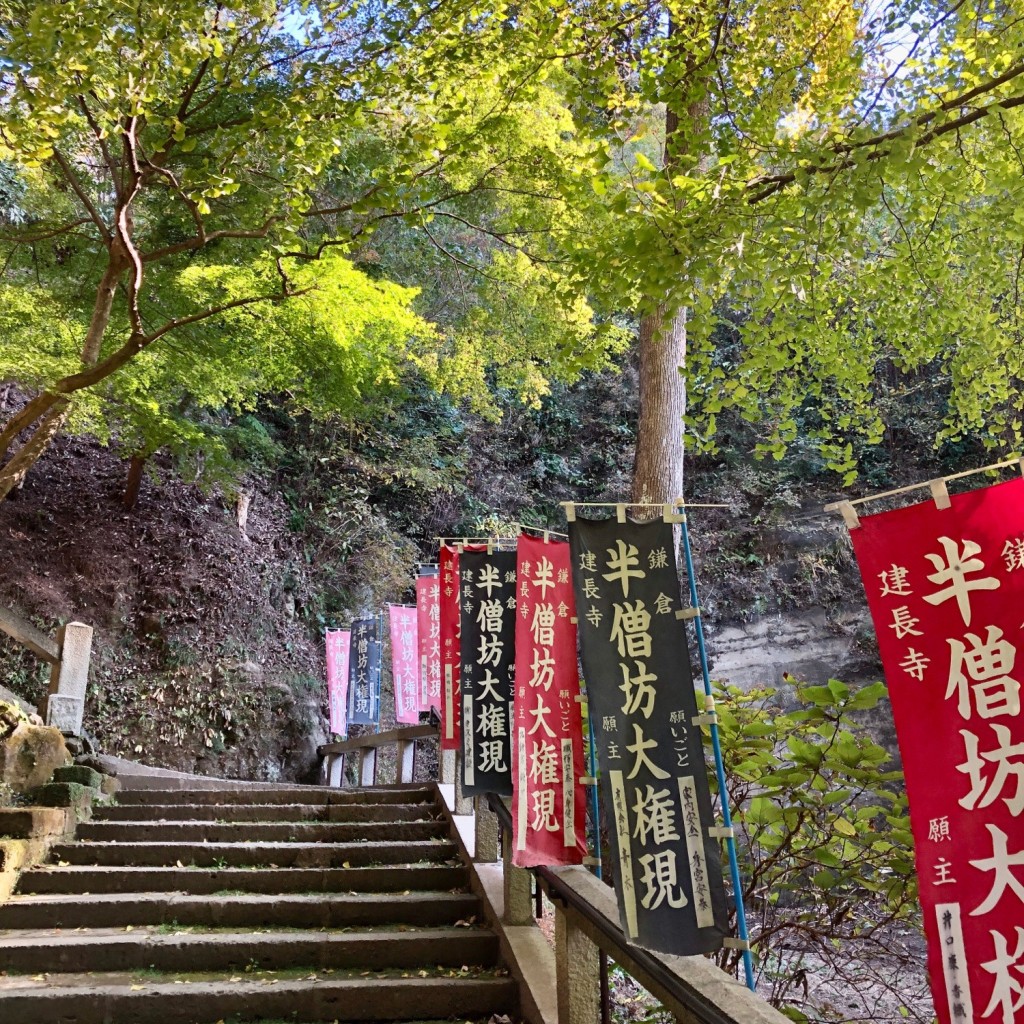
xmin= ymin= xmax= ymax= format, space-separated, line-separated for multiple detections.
xmin=747 ymin=62 xmax=1024 ymax=204
xmin=51 ymin=149 xmax=112 ymax=243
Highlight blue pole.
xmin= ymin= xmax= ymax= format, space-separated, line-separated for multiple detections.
xmin=584 ymin=701 xmax=603 ymax=881
xmin=679 ymin=514 xmax=756 ymax=992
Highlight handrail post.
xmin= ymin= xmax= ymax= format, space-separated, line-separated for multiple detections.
xmin=474 ymin=796 xmax=499 ymax=863
xmin=396 ymin=739 xmax=415 ymax=784
xmin=328 ymin=753 xmax=344 ymax=787
xmin=358 ymin=745 xmax=375 ymax=786
xmin=555 ymin=901 xmax=601 ymax=1024
xmin=501 ymin=824 xmax=534 ymax=925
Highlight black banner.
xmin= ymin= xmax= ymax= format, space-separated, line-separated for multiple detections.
xmin=569 ymin=516 xmax=727 ymax=956
xmin=460 ymin=549 xmax=516 ymax=796
xmin=347 ymin=617 xmax=381 ymax=727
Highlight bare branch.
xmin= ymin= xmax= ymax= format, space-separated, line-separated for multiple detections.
xmin=0 ymin=218 xmax=93 ymax=244
xmin=51 ymin=149 xmax=112 ymax=243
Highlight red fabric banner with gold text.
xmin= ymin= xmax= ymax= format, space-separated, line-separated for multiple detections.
xmin=849 ymin=476 xmax=1024 ymax=1024
xmin=439 ymin=545 xmax=462 ymax=750
xmin=416 ymin=575 xmax=440 ymax=714
xmin=439 ymin=544 xmax=485 ymax=750
xmin=512 ymin=536 xmax=587 ymax=866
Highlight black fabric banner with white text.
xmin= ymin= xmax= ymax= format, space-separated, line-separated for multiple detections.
xmin=460 ymin=549 xmax=516 ymax=796
xmin=569 ymin=516 xmax=728 ymax=956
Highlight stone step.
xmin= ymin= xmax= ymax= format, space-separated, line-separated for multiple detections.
xmin=0 ymin=890 xmax=480 ymax=930
xmin=114 ymin=786 xmax=435 ymax=806
xmin=49 ymin=839 xmax=458 ymax=869
xmin=0 ymin=926 xmax=499 ymax=974
xmin=0 ymin=973 xmax=517 ymax=1024
xmin=16 ymin=864 xmax=468 ymax=896
xmin=91 ymin=802 xmax=438 ymax=824
xmin=75 ymin=820 xmax=449 ymax=844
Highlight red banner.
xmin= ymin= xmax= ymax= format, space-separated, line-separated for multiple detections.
xmin=512 ymin=535 xmax=587 ymax=867
xmin=849 ymin=476 xmax=1024 ymax=1024
xmin=389 ymin=604 xmax=420 ymax=725
xmin=325 ymin=629 xmax=350 ymax=737
xmin=416 ymin=575 xmax=441 ymax=713
xmin=439 ymin=544 xmax=463 ymax=750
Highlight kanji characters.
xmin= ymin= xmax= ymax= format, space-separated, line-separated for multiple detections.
xmin=610 ymin=601 xmax=653 ymax=659
xmin=603 ymin=539 xmax=646 ymax=597
xmin=947 ymin=626 xmax=1020 ymax=720
xmin=981 ymin=927 xmax=1024 ymax=1024
xmin=632 ymin=785 xmax=680 ymax=845
xmin=619 ymin=661 xmax=657 ymax=718
xmin=957 ymin=724 xmax=1024 ymax=816
xmin=637 ymin=849 xmax=687 ymax=910
xmin=970 ymin=824 xmax=1024 ymax=915
xmin=923 ymin=536 xmax=999 ymax=627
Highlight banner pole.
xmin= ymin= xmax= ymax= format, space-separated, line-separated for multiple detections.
xmin=584 ymin=698 xmax=603 ymax=882
xmin=679 ymin=514 xmax=756 ymax=992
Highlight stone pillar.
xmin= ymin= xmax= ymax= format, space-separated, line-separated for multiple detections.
xmin=46 ymin=622 xmax=93 ymax=736
xmin=555 ymin=902 xmax=601 ymax=1024
xmin=474 ymin=795 xmax=498 ymax=863
xmin=396 ymin=740 xmax=415 ymax=784
xmin=453 ymin=751 xmax=472 ymax=814
xmin=328 ymin=754 xmax=344 ymax=787
xmin=502 ymin=826 xmax=534 ymax=925
xmin=359 ymin=747 xmax=376 ymax=786
xmin=440 ymin=747 xmax=456 ymax=785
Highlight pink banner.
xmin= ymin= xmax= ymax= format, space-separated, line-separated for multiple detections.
xmin=512 ymin=535 xmax=586 ymax=867
xmin=389 ymin=604 xmax=420 ymax=725
xmin=416 ymin=575 xmax=441 ymax=712
xmin=849 ymin=476 xmax=1024 ymax=1024
xmin=325 ymin=629 xmax=350 ymax=736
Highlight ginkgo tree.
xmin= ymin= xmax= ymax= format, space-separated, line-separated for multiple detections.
xmin=564 ymin=0 xmax=1024 ymax=495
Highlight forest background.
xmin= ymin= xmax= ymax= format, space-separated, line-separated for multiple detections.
xmin=1 ymin=1 xmax=1024 ymax=1020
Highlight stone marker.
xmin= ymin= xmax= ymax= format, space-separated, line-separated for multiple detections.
xmin=46 ymin=695 xmax=84 ymax=735
xmin=45 ymin=622 xmax=93 ymax=736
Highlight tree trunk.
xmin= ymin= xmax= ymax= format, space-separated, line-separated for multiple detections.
xmin=123 ymin=454 xmax=146 ymax=510
xmin=0 ymin=253 xmax=121 ymax=503
xmin=0 ymin=400 xmax=71 ymax=502
xmin=631 ymin=304 xmax=686 ymax=506
xmin=629 ymin=10 xmax=710 ymax=512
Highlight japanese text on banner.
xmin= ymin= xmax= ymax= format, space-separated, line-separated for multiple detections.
xmin=849 ymin=476 xmax=1024 ymax=1024
xmin=389 ymin=605 xmax=420 ymax=725
xmin=416 ymin=574 xmax=441 ymax=713
xmin=347 ymin=617 xmax=380 ymax=727
xmin=513 ymin=535 xmax=586 ymax=867
xmin=326 ymin=629 xmax=350 ymax=737
xmin=569 ymin=515 xmax=728 ymax=957
xmin=460 ymin=549 xmax=516 ymax=796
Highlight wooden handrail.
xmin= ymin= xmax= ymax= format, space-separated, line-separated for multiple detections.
xmin=318 ymin=722 xmax=437 ymax=756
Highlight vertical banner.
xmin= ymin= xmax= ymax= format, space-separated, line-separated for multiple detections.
xmin=513 ymin=535 xmax=587 ymax=867
xmin=439 ymin=544 xmax=486 ymax=751
xmin=347 ymin=617 xmax=381 ymax=728
xmin=439 ymin=544 xmax=462 ymax=750
xmin=460 ymin=549 xmax=517 ymax=796
xmin=416 ymin=573 xmax=441 ymax=713
xmin=569 ymin=515 xmax=728 ymax=956
xmin=848 ymin=476 xmax=1024 ymax=1024
xmin=389 ymin=604 xmax=420 ymax=725
xmin=325 ymin=628 xmax=351 ymax=737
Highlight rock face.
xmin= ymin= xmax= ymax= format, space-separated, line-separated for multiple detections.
xmin=0 ymin=723 xmax=70 ymax=795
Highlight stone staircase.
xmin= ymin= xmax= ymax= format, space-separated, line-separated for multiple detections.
xmin=0 ymin=781 xmax=517 ymax=1023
